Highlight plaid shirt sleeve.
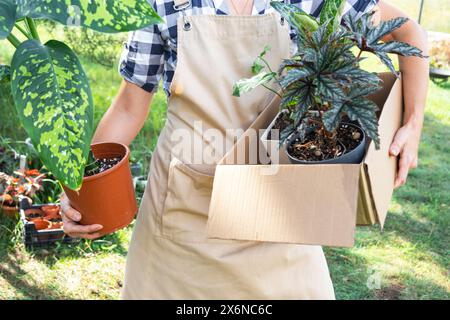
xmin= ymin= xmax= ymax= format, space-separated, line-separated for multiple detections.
xmin=118 ymin=22 xmax=165 ymax=93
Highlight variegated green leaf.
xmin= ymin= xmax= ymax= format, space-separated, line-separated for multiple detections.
xmin=0 ymin=0 xmax=16 ymax=39
xmin=232 ymin=71 xmax=277 ymax=97
xmin=0 ymin=65 xmax=10 ymax=82
xmin=11 ymin=39 xmax=94 ymax=190
xmin=270 ymin=1 xmax=319 ymax=34
xmin=319 ymin=0 xmax=346 ymax=32
xmin=252 ymin=45 xmax=271 ymax=75
xmin=16 ymin=0 xmax=163 ymax=33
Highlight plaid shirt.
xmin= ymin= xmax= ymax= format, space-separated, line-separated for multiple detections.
xmin=119 ymin=0 xmax=379 ymax=96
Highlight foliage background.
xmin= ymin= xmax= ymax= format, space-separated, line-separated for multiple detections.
xmin=0 ymin=0 xmax=448 ymax=299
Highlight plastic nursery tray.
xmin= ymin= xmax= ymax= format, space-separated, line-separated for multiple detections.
xmin=19 ymin=198 xmax=78 ymax=249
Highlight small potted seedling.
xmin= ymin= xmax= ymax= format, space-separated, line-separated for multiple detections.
xmin=234 ymin=1 xmax=425 ymax=164
xmin=0 ymin=1 xmax=162 ymax=235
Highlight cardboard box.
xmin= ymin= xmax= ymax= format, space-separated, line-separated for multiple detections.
xmin=206 ymin=73 xmax=403 ymax=247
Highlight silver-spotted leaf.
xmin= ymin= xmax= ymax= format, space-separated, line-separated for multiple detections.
xmin=11 ymin=39 xmax=94 ymax=190
xmin=16 ymin=0 xmax=163 ymax=33
xmin=0 ymin=0 xmax=16 ymax=39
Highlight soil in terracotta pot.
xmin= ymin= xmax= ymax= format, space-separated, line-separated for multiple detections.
xmin=267 ymin=112 xmax=293 ymax=140
xmin=85 ymin=157 xmax=123 ymax=177
xmin=25 ymin=208 xmax=44 ymax=219
xmin=287 ymin=124 xmax=363 ymax=162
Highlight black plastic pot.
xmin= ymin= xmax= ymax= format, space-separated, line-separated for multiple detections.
xmin=430 ymin=67 xmax=449 ymax=84
xmin=285 ymin=122 xmax=367 ymax=165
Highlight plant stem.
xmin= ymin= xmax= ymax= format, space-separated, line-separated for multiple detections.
xmin=6 ymin=33 xmax=20 ymax=48
xmin=14 ymin=23 xmax=32 ymax=39
xmin=262 ymin=84 xmax=282 ymax=98
xmin=261 ymin=57 xmax=275 ymax=74
xmin=25 ymin=17 xmax=40 ymax=41
xmin=356 ymin=49 xmax=363 ymax=60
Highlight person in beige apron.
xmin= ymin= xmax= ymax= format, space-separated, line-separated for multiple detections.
xmin=60 ymin=0 xmax=430 ymax=299
xmin=119 ymin=0 xmax=335 ymax=299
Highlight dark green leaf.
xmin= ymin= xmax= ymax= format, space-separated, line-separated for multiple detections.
xmin=0 ymin=0 xmax=16 ymax=39
xmin=280 ymin=67 xmax=314 ymax=89
xmin=314 ymin=76 xmax=345 ymax=101
xmin=270 ymin=1 xmax=319 ymax=34
xmin=366 ymin=17 xmax=408 ymax=44
xmin=343 ymin=98 xmax=380 ymax=148
xmin=11 ymin=39 xmax=94 ymax=189
xmin=232 ymin=71 xmax=277 ymax=97
xmin=323 ymin=100 xmax=344 ymax=132
xmin=16 ymin=0 xmax=163 ymax=33
xmin=374 ymin=40 xmax=426 ymax=58
xmin=0 ymin=64 xmax=10 ymax=82
xmin=374 ymin=51 xmax=398 ymax=76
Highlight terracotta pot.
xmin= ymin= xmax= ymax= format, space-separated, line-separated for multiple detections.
xmin=1 ymin=204 xmax=18 ymax=218
xmin=30 ymin=218 xmax=51 ymax=230
xmin=25 ymin=208 xmax=44 ymax=219
xmin=63 ymin=142 xmax=138 ymax=236
xmin=42 ymin=205 xmax=61 ymax=220
xmin=50 ymin=221 xmax=63 ymax=229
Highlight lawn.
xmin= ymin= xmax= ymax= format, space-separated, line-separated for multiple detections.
xmin=0 ymin=1 xmax=449 ymax=300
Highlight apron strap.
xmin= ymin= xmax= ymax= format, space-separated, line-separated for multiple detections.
xmin=173 ymin=0 xmax=191 ymax=11
xmin=173 ymin=0 xmax=192 ymax=31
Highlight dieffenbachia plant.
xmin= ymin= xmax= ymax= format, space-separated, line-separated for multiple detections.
xmin=233 ymin=0 xmax=425 ymax=148
xmin=0 ymin=1 xmax=162 ymax=190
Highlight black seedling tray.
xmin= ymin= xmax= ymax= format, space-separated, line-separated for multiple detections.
xmin=19 ymin=198 xmax=78 ymax=249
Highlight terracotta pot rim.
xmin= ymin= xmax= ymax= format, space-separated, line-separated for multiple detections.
xmin=1 ymin=204 xmax=18 ymax=210
xmin=66 ymin=142 xmax=130 ymax=189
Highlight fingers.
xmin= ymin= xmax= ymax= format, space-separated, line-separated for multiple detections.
xmin=394 ymin=153 xmax=418 ymax=189
xmin=60 ymin=192 xmax=103 ymax=239
xmin=389 ymin=127 xmax=409 ymax=157
xmin=68 ymin=232 xmax=103 ymax=240
xmin=60 ymin=193 xmax=82 ymax=222
xmin=63 ymin=219 xmax=103 ymax=235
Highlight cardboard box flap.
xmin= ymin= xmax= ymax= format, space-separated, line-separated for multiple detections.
xmin=207 ymin=163 xmax=360 ymax=247
xmin=363 ymin=73 xmax=403 ymax=228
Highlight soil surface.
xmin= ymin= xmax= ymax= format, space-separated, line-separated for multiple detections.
xmin=85 ymin=157 xmax=123 ymax=177
xmin=287 ymin=123 xmax=363 ymax=162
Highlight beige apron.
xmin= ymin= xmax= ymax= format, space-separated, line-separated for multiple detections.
xmin=121 ymin=0 xmax=335 ymax=300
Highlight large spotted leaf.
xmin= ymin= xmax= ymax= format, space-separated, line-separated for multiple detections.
xmin=11 ymin=39 xmax=93 ymax=190
xmin=16 ymin=0 xmax=163 ymax=33
xmin=0 ymin=0 xmax=16 ymax=39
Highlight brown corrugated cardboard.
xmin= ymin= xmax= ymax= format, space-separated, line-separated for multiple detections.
xmin=207 ymin=73 xmax=403 ymax=247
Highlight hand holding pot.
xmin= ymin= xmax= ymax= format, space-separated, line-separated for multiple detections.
xmin=60 ymin=193 xmax=103 ymax=239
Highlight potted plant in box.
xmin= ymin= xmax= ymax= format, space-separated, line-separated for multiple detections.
xmin=234 ymin=1 xmax=426 ymax=164
xmin=0 ymin=1 xmax=162 ymax=234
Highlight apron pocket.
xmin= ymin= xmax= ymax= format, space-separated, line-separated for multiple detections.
xmin=162 ymin=156 xmax=215 ymax=242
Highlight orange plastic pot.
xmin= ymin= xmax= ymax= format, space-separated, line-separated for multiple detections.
xmin=42 ymin=205 xmax=61 ymax=220
xmin=63 ymin=142 xmax=138 ymax=236
xmin=31 ymin=218 xmax=51 ymax=230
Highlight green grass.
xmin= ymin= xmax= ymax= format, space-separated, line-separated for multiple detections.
xmin=386 ymin=0 xmax=450 ymax=33
xmin=0 ymin=2 xmax=449 ymax=299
